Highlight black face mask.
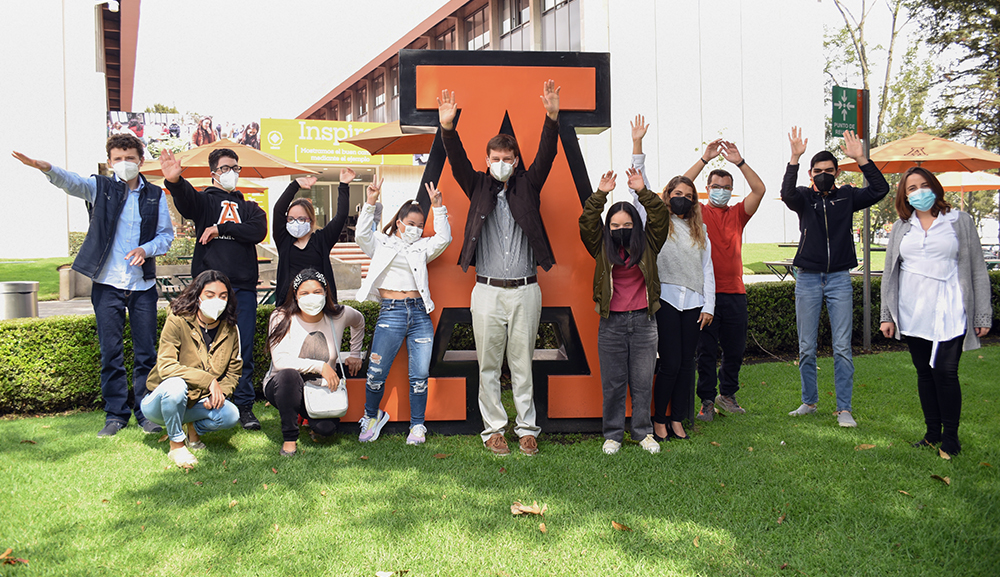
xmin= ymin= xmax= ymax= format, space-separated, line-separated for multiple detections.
xmin=610 ymin=228 xmax=632 ymax=246
xmin=813 ymin=172 xmax=836 ymax=193
xmin=669 ymin=196 xmax=693 ymax=217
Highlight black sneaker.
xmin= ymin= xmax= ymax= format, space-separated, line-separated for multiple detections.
xmin=139 ymin=419 xmax=163 ymax=434
xmin=98 ymin=421 xmax=126 ymax=438
xmin=238 ymin=405 xmax=261 ymax=430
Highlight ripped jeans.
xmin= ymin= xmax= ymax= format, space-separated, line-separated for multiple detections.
xmin=364 ymin=297 xmax=434 ymax=426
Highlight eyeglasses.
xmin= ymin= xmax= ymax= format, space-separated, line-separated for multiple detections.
xmin=287 ymin=217 xmax=310 ymax=224
xmin=215 ymin=165 xmax=242 ymax=174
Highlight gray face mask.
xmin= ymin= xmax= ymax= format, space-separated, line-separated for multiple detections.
xmin=286 ymin=220 xmax=311 ymax=238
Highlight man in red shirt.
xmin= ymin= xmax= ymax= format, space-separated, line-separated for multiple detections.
xmin=682 ymin=139 xmax=765 ymax=421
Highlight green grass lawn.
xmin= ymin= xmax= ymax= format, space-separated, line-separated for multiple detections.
xmin=4 ymin=347 xmax=999 ymax=576
xmin=742 ymin=242 xmax=887 ymax=275
xmin=0 ymin=257 xmax=72 ymax=301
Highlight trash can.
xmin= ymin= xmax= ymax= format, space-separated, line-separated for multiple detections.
xmin=0 ymin=281 xmax=39 ymax=320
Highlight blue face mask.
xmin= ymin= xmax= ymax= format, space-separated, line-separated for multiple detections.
xmin=708 ymin=187 xmax=732 ymax=206
xmin=907 ymin=188 xmax=936 ymax=212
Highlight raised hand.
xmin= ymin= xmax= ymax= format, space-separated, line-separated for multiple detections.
xmin=425 ymin=181 xmax=443 ymax=207
xmin=366 ymin=176 xmax=383 ymax=205
xmin=702 ymin=138 xmax=723 ymax=162
xmin=541 ymin=79 xmax=561 ymax=120
xmin=625 ymin=167 xmax=645 ymax=191
xmin=788 ymin=126 xmax=808 ymax=163
xmin=296 ymin=176 xmax=318 ymax=189
xmin=630 ymin=115 xmax=649 ymax=143
xmin=159 ymin=148 xmax=184 ymax=183
xmin=11 ymin=151 xmax=52 ymax=172
xmin=840 ymin=130 xmax=864 ymax=161
xmin=437 ymin=90 xmax=458 ymax=131
xmin=339 ymin=167 xmax=356 ymax=184
xmin=720 ymin=140 xmax=744 ymax=165
xmin=597 ymin=170 xmax=617 ymax=193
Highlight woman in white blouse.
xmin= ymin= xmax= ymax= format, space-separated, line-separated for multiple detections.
xmin=264 ymin=269 xmax=365 ymax=456
xmin=880 ymin=167 xmax=991 ymax=457
xmin=354 ymin=178 xmax=451 ymax=445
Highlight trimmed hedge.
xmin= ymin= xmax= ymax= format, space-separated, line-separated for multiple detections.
xmin=3 ymin=275 xmax=999 ymax=415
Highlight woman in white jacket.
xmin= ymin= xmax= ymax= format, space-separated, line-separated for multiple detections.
xmin=355 ymin=178 xmax=451 ymax=445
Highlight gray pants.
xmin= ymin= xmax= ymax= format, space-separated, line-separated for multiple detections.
xmin=598 ymin=310 xmax=657 ymax=443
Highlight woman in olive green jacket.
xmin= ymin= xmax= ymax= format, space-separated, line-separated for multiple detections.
xmin=142 ymin=270 xmax=242 ymax=468
xmin=579 ymin=168 xmax=670 ymax=455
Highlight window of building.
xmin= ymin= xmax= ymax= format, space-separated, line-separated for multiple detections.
xmin=542 ymin=0 xmax=580 ymax=51
xmin=343 ymin=93 xmax=352 ymax=122
xmin=389 ymin=65 xmax=399 ymax=122
xmin=372 ymin=74 xmax=386 ymax=123
xmin=501 ymin=0 xmax=530 ymax=35
xmin=357 ymin=84 xmax=368 ymax=120
xmin=436 ymin=28 xmax=456 ymax=50
xmin=465 ymin=6 xmax=490 ymax=51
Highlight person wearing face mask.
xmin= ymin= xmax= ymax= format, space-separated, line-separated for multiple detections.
xmin=781 ymin=127 xmax=890 ymax=427
xmin=437 ymin=80 xmax=561 ymax=456
xmin=272 ymin=168 xmax=354 ymax=306
xmin=580 ymin=169 xmax=670 ymax=455
xmin=354 ymin=178 xmax=451 ymax=445
xmin=12 ymin=135 xmax=174 ymax=438
xmin=880 ymin=168 xmax=991 ymax=457
xmin=142 ymin=270 xmax=242 ymax=468
xmin=264 ymin=269 xmax=365 ymax=456
xmin=160 ymin=147 xmax=268 ymax=432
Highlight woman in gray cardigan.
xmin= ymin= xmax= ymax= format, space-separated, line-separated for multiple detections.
xmin=879 ymin=167 xmax=991 ymax=457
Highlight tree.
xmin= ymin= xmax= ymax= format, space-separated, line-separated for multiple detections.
xmin=143 ymin=103 xmax=179 ymax=114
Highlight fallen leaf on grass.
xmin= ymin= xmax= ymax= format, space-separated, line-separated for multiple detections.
xmin=375 ymin=571 xmax=409 ymax=577
xmin=433 ymin=453 xmax=452 ymax=459
xmin=777 ymin=513 xmax=786 ymax=524
xmin=232 ymin=479 xmax=238 ymax=484
xmin=898 ymin=490 xmax=911 ymax=496
xmin=101 ymin=499 xmax=109 ymax=503
xmin=930 ymin=475 xmax=951 ymax=486
xmin=710 ymin=441 xmax=721 ymax=447
xmin=499 ymin=467 xmax=507 ymax=474
xmin=780 ymin=563 xmax=788 ymax=569
xmin=41 ymin=425 xmax=50 ymax=429
xmin=693 ymin=535 xmax=700 ymax=548
xmin=193 ymin=481 xmax=203 ymax=486
xmin=157 ymin=435 xmax=168 ymax=443
xmin=611 ymin=521 xmax=631 ymax=532
xmin=360 ymin=455 xmax=369 ymax=460
xmin=263 ymin=484 xmax=268 ymax=490
xmin=747 ymin=446 xmax=754 ymax=452
xmin=939 ymin=449 xmax=952 ymax=460
xmin=539 ymin=523 xmax=547 ymax=534
xmin=229 ymin=500 xmax=237 ymax=508
xmin=20 ymin=440 xmax=36 ymax=444
xmin=981 ymin=462 xmax=991 ymax=467
xmin=320 ymin=490 xmax=327 ymax=497
xmin=511 ymin=501 xmax=547 ymax=516
xmin=855 ymin=444 xmax=876 ymax=451
xmin=0 ymin=548 xmax=28 ymax=566
xmin=271 ymin=467 xmax=278 ymax=474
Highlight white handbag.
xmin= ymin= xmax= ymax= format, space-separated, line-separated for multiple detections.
xmin=303 ymin=328 xmax=350 ymax=419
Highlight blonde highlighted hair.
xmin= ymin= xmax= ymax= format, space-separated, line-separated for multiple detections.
xmin=663 ymin=175 xmax=707 ymax=250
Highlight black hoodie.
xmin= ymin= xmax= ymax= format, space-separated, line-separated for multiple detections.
xmin=165 ymin=177 xmax=268 ymax=290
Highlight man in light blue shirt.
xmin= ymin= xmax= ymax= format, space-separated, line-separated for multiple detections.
xmin=13 ymin=134 xmax=174 ymax=437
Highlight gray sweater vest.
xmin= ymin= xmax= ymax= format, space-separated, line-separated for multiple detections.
xmin=657 ymin=216 xmax=706 ymax=294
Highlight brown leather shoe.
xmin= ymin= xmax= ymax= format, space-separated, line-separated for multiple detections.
xmin=519 ymin=435 xmax=539 ymax=456
xmin=484 ymin=433 xmax=510 ymax=455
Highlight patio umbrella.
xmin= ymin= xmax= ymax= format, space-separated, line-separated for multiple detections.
xmin=839 ymin=132 xmax=1000 ymax=173
xmin=935 ymin=171 xmax=1000 ymax=211
xmin=141 ymin=139 xmax=317 ymax=178
xmin=342 ymin=121 xmax=437 ymax=155
xmin=148 ymin=177 xmax=269 ymax=195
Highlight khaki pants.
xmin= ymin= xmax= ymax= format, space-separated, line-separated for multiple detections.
xmin=471 ymin=282 xmax=542 ymax=441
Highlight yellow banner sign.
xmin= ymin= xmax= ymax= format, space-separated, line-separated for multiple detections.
xmin=261 ymin=118 xmax=416 ymax=166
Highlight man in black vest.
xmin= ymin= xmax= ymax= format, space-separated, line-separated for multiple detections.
xmin=13 ymin=134 xmax=175 ymax=437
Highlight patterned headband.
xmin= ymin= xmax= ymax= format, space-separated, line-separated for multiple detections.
xmin=292 ymin=269 xmax=328 ymax=294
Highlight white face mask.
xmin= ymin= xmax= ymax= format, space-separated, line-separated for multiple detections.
xmin=199 ymin=297 xmax=227 ymax=322
xmin=399 ymin=223 xmax=423 ymax=244
xmin=298 ymin=293 xmax=326 ymax=316
xmin=112 ymin=161 xmax=140 ymax=182
xmin=489 ymin=160 xmax=515 ymax=182
xmin=286 ymin=220 xmax=311 ymax=238
xmin=217 ymin=171 xmax=239 ymax=192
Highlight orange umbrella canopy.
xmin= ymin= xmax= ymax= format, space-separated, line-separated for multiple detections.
xmin=934 ymin=171 xmax=1000 ymax=192
xmin=839 ymin=132 xmax=1000 ymax=173
xmin=142 ymin=139 xmax=317 ymax=178
xmin=342 ymin=121 xmax=436 ymax=155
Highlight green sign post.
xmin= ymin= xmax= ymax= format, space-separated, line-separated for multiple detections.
xmin=832 ymin=86 xmax=863 ymax=137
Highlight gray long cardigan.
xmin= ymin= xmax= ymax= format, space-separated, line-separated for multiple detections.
xmin=880 ymin=210 xmax=992 ymax=351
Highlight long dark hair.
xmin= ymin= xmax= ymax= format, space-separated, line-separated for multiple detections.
xmin=266 ymin=268 xmax=344 ymax=351
xmin=382 ymin=199 xmax=426 ymax=236
xmin=603 ymin=202 xmax=645 ymax=267
xmin=169 ymin=270 xmax=238 ymax=325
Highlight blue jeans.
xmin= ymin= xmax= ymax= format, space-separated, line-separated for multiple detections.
xmin=91 ymin=282 xmax=158 ymax=425
xmin=365 ymin=298 xmax=434 ymax=426
xmin=598 ymin=310 xmax=657 ymax=443
xmin=139 ymin=377 xmax=240 ymax=442
xmin=232 ymin=287 xmax=258 ymax=407
xmin=795 ymin=269 xmax=854 ymax=411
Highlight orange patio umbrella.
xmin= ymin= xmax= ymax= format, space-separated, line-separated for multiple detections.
xmin=935 ymin=171 xmax=1000 ymax=211
xmin=142 ymin=139 xmax=317 ymax=178
xmin=342 ymin=121 xmax=437 ymax=155
xmin=839 ymin=132 xmax=1000 ymax=173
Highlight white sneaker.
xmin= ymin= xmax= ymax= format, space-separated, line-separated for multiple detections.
xmin=639 ymin=434 xmax=661 ymax=454
xmin=406 ymin=424 xmax=427 ymax=445
xmin=837 ymin=411 xmax=857 ymax=427
xmin=788 ymin=403 xmax=817 ymax=416
xmin=602 ymin=439 xmax=621 ymax=455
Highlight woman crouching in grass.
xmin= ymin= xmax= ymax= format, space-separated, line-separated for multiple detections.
xmin=579 ymin=168 xmax=670 ymax=455
xmin=142 ymin=270 xmax=242 ymax=469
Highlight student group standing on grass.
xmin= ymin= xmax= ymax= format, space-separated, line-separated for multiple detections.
xmin=11 ymin=80 xmax=991 ymax=467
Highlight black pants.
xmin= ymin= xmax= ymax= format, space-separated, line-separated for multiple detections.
xmin=905 ymin=334 xmax=964 ymax=448
xmin=653 ymin=300 xmax=701 ymax=424
xmin=696 ymin=293 xmax=748 ymax=403
xmin=263 ymin=369 xmax=339 ymax=442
